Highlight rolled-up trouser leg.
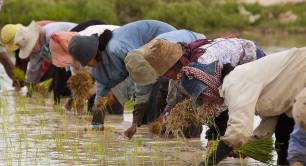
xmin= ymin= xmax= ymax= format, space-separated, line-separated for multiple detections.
xmin=275 ymin=113 xmax=295 ymax=165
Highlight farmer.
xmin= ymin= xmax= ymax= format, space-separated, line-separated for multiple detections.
xmin=287 ymin=88 xmax=306 ymax=166
xmin=68 ymin=20 xmax=177 ymax=137
xmin=49 ymin=24 xmax=123 ymax=113
xmin=14 ymin=21 xmax=77 ymax=97
xmin=49 ymin=20 xmax=106 ymax=104
xmin=174 ymin=47 xmax=306 ymax=166
xmin=125 ymin=38 xmax=294 ymax=165
xmin=125 ymin=37 xmax=264 ymax=140
xmin=14 ymin=21 xmax=77 ymax=82
xmin=1 ymin=21 xmax=53 ymax=88
xmin=68 ymin=20 xmax=206 ymax=138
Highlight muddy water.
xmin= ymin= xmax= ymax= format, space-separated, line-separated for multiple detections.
xmin=1 ymin=34 xmax=304 ymax=166
xmin=0 ymin=92 xmax=265 ymax=166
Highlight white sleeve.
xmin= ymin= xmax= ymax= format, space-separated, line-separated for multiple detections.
xmin=220 ymin=77 xmax=263 ymax=148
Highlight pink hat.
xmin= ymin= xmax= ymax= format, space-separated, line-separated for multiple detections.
xmin=50 ymin=31 xmax=78 ymax=67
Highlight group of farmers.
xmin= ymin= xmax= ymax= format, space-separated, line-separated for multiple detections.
xmin=0 ymin=17 xmax=305 ymax=166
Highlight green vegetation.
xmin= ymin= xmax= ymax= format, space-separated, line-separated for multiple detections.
xmin=2 ymin=0 xmax=306 ymax=34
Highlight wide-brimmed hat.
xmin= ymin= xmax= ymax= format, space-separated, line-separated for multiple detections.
xmin=1 ymin=24 xmax=24 ymax=52
xmin=68 ymin=35 xmax=99 ymax=66
xmin=125 ymin=39 xmax=182 ymax=85
xmin=14 ymin=21 xmax=40 ymax=59
xmin=125 ymin=48 xmax=158 ymax=85
xmin=50 ymin=31 xmax=78 ymax=67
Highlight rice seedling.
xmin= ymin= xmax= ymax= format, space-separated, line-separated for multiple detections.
xmin=206 ymin=138 xmax=275 ymax=165
xmin=148 ymin=117 xmax=165 ymax=135
xmin=235 ymin=138 xmax=275 ymax=165
xmin=72 ymin=143 xmax=81 ymax=165
xmin=52 ymin=132 xmax=65 ymax=155
xmin=165 ymin=98 xmax=217 ymax=138
xmin=68 ymin=70 xmax=94 ymax=113
xmin=12 ymin=67 xmax=25 ymax=82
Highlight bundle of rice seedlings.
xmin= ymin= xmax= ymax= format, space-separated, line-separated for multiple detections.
xmin=148 ymin=117 xmax=166 ymax=135
xmin=36 ymin=78 xmax=53 ymax=97
xmin=96 ymin=97 xmax=110 ymax=109
xmin=206 ymin=138 xmax=274 ymax=165
xmin=165 ymin=99 xmax=218 ymax=136
xmin=12 ymin=67 xmax=25 ymax=82
xmin=68 ymin=70 xmax=94 ymax=112
xmin=195 ymin=103 xmax=217 ymax=125
xmin=235 ymin=138 xmax=274 ymax=164
xmin=165 ymin=99 xmax=195 ymax=136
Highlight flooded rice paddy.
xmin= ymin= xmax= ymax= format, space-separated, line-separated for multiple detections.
xmin=0 ymin=92 xmax=265 ymax=166
xmin=1 ymin=33 xmax=305 ymax=165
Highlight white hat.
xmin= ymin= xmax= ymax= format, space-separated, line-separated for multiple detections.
xmin=14 ymin=21 xmax=40 ymax=59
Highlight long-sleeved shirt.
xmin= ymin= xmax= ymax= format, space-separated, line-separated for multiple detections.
xmin=155 ymin=29 xmax=205 ymax=43
xmin=220 ymin=47 xmax=306 ymax=148
xmin=42 ymin=22 xmax=77 ymax=43
xmin=92 ymin=20 xmax=176 ymax=99
xmin=26 ymin=22 xmax=76 ymax=83
xmin=79 ymin=25 xmax=120 ymax=36
xmin=287 ymin=124 xmax=306 ymax=165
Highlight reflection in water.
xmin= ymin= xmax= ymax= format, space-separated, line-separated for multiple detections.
xmin=0 ymin=92 xmax=265 ymax=165
xmin=0 ymin=37 xmax=295 ymax=165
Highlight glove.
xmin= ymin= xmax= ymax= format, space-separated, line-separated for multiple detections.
xmin=199 ymin=140 xmax=232 ymax=166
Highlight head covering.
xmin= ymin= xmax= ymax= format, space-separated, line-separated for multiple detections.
xmin=1 ymin=24 xmax=24 ymax=52
xmin=68 ymin=35 xmax=99 ymax=66
xmin=180 ymin=61 xmax=223 ymax=105
xmin=125 ymin=48 xmax=158 ymax=85
xmin=14 ymin=21 xmax=40 ymax=59
xmin=49 ymin=31 xmax=78 ymax=67
xmin=125 ymin=39 xmax=182 ymax=85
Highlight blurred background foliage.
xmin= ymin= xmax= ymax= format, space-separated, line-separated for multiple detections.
xmin=1 ymin=0 xmax=306 ymax=34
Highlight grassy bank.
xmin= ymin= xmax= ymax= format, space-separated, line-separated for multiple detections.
xmin=1 ymin=0 xmax=306 ymax=35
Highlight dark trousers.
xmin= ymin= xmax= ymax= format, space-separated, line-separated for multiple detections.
xmin=51 ymin=66 xmax=71 ymax=104
xmin=205 ymin=110 xmax=229 ymax=140
xmin=142 ymin=77 xmax=169 ymax=124
xmin=275 ymin=114 xmax=295 ymax=165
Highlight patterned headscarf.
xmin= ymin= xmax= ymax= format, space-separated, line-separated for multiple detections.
xmin=179 ymin=61 xmax=223 ymax=104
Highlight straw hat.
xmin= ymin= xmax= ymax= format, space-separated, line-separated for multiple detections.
xmin=0 ymin=24 xmax=24 ymax=52
xmin=125 ymin=48 xmax=158 ymax=85
xmin=125 ymin=39 xmax=182 ymax=85
xmin=14 ymin=21 xmax=40 ymax=59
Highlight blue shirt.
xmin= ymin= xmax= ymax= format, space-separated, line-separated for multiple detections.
xmin=92 ymin=20 xmax=176 ymax=97
xmin=288 ymin=124 xmax=306 ymax=165
xmin=156 ymin=29 xmax=205 ymax=43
